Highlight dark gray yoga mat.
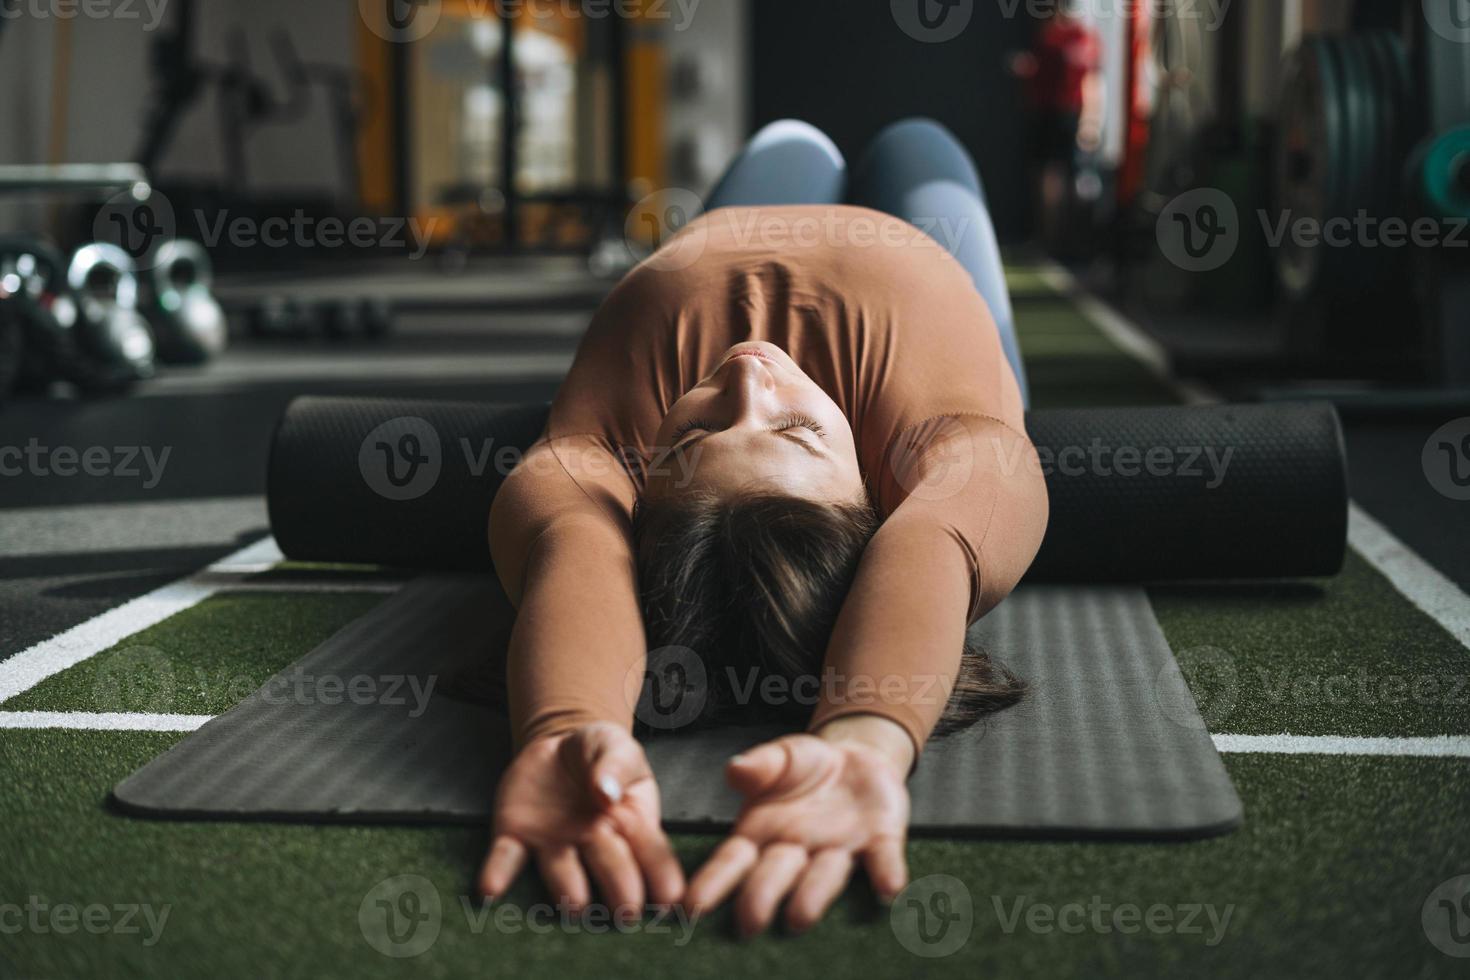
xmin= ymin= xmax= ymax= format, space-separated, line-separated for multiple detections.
xmin=113 ymin=579 xmax=1242 ymax=839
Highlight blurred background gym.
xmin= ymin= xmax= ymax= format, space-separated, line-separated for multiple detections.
xmin=0 ymin=0 xmax=1466 ymax=573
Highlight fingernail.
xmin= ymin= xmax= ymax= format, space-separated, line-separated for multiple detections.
xmin=599 ymin=775 xmax=623 ymax=803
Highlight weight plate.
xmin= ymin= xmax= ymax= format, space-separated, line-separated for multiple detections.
xmin=1361 ymin=31 xmax=1401 ymax=217
xmin=1277 ymin=36 xmax=1348 ymax=299
xmin=1337 ymin=36 xmax=1377 ymax=283
xmin=1421 ymin=125 xmax=1470 ymax=221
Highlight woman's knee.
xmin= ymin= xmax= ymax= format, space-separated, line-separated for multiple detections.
xmin=856 ymin=117 xmax=983 ymax=198
xmin=746 ymin=119 xmax=846 ymax=170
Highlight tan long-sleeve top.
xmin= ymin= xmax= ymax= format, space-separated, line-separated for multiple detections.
xmin=489 ymin=205 xmax=1048 ymax=758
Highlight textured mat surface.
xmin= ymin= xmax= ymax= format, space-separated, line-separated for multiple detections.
xmin=113 ymin=579 xmax=1242 ymax=838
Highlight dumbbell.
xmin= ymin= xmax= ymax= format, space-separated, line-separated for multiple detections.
xmin=318 ymin=296 xmax=394 ymax=340
xmin=0 ymin=235 xmax=147 ymax=394
xmin=143 ymin=239 xmax=228 ymax=364
xmin=247 ymin=295 xmax=393 ymax=341
xmin=65 ymin=242 xmax=156 ymax=391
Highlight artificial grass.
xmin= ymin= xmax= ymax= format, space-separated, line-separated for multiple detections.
xmin=1014 ymin=294 xmax=1179 ymax=409
xmin=4 ymin=264 xmax=1467 ymax=979
xmin=1151 ymin=550 xmax=1470 ymax=737
xmin=4 ymin=592 xmax=386 ymax=715
xmin=1 ymin=730 xmax=1466 ymax=979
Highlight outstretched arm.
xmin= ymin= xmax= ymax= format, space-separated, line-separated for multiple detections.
xmin=687 ymin=415 xmax=1047 ymax=934
xmin=480 ymin=437 xmax=684 ymax=914
xmin=811 ymin=414 xmax=1048 ymax=753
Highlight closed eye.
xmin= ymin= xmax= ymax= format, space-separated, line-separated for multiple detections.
xmin=671 ymin=413 xmax=826 ymax=447
xmin=774 ymin=412 xmax=826 ymax=438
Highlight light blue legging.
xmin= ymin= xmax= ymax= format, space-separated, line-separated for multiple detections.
xmin=703 ymin=117 xmax=1029 ymax=407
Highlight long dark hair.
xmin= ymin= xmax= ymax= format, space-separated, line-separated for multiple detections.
xmin=632 ymin=489 xmax=1024 ymax=737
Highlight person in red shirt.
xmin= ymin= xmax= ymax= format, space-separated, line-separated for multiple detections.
xmin=1012 ymin=2 xmax=1105 ymax=241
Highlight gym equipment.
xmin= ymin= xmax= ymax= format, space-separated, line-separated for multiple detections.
xmin=244 ymin=295 xmax=394 ymax=342
xmin=0 ymin=238 xmax=65 ymax=390
xmin=1418 ymin=125 xmax=1470 ymax=221
xmin=1274 ymin=32 xmax=1414 ymax=304
xmin=0 ymin=287 xmax=22 ymax=401
xmin=0 ymin=163 xmax=149 ymax=199
xmin=1270 ymin=29 xmax=1424 ymax=371
xmin=113 ymin=575 xmax=1241 ymax=839
xmin=65 ymin=243 xmax=156 ymax=389
xmin=0 ymin=236 xmax=146 ymax=394
xmin=142 ymin=239 xmax=227 ymax=364
xmin=244 ymin=295 xmax=309 ymax=339
xmin=266 ymin=397 xmax=1347 ymax=582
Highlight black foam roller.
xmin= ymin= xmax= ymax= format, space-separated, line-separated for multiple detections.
xmin=1023 ymin=402 xmax=1346 ymax=581
xmin=268 ymin=398 xmax=1347 ymax=581
xmin=268 ymin=397 xmax=551 ymax=572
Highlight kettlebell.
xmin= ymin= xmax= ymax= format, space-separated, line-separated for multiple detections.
xmin=145 ymin=239 xmax=228 ymax=364
xmin=66 ymin=242 xmax=156 ymax=390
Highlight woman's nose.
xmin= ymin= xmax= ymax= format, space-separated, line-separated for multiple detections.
xmin=720 ymin=353 xmax=778 ymax=394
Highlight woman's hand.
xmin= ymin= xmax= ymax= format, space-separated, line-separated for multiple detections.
xmin=479 ymin=722 xmax=684 ymax=920
xmin=685 ymin=717 xmax=914 ymax=937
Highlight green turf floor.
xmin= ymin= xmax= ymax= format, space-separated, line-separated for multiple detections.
xmin=3 ymin=731 xmax=1466 ymax=979
xmin=3 ymin=267 xmax=1468 ymax=978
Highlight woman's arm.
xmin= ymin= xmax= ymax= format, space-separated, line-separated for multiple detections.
xmin=490 ymin=437 xmax=647 ymax=745
xmin=809 ymin=414 xmax=1049 ymax=756
xmin=686 ymin=417 xmax=1047 ymax=935
xmin=482 ymin=437 xmax=684 ymax=912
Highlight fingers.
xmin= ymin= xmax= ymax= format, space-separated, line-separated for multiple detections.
xmin=479 ymin=834 xmax=528 ymax=898
xmin=726 ymin=736 xmax=828 ymax=798
xmin=725 ymin=739 xmax=794 ymax=797
xmin=580 ymin=825 xmax=645 ymax=921
xmin=862 ymin=837 xmax=908 ymax=904
xmin=614 ymin=808 xmax=686 ymax=907
xmin=735 ymin=843 xmax=808 ymax=939
xmin=684 ymin=835 xmax=760 ymax=915
xmin=566 ymin=726 xmax=652 ymax=809
xmin=785 ymin=849 xmax=854 ymax=934
xmin=535 ymin=844 xmax=591 ymax=912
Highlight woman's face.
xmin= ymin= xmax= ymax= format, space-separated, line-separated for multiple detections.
xmin=644 ymin=341 xmax=866 ymax=503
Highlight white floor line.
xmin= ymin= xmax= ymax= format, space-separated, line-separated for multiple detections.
xmin=1034 ymin=262 xmax=1216 ymax=406
xmin=1348 ymin=503 xmax=1470 ymax=649
xmin=0 ymin=711 xmax=211 ymax=732
xmin=0 ymin=536 xmax=284 ymax=705
xmin=1213 ymin=733 xmax=1470 ymax=758
xmin=1037 ymin=260 xmax=1470 ymax=653
xmin=6 ymin=709 xmax=1468 ymax=759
